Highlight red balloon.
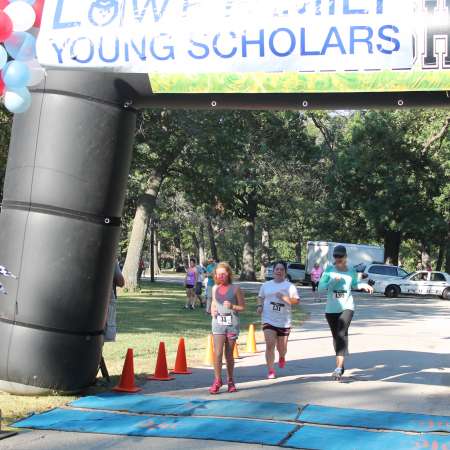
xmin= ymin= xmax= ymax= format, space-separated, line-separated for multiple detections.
xmin=33 ymin=0 xmax=45 ymax=28
xmin=0 ymin=0 xmax=9 ymax=11
xmin=0 ymin=10 xmax=12 ymax=43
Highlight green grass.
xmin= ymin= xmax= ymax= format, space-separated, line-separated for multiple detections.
xmin=0 ymin=281 xmax=307 ymax=428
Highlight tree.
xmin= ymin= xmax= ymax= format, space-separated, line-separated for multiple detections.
xmin=185 ymin=111 xmax=315 ymax=280
xmin=122 ymin=110 xmax=192 ymax=290
xmin=335 ymin=110 xmax=448 ymax=265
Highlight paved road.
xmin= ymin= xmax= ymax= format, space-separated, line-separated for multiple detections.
xmin=4 ymin=287 xmax=449 ymax=450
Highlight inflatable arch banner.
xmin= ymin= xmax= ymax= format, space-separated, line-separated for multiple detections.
xmin=37 ymin=0 xmax=450 ymax=94
xmin=1 ymin=1 xmax=450 ymax=396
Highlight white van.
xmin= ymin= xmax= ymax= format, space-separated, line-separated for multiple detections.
xmin=305 ymin=241 xmax=385 ymax=280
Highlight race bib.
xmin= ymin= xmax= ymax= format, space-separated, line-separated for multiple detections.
xmin=217 ymin=314 xmax=232 ymax=326
xmin=270 ymin=302 xmax=285 ymax=313
xmin=333 ymin=292 xmax=346 ymax=300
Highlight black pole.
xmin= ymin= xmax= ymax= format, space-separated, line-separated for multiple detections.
xmin=150 ymin=221 xmax=155 ymax=283
xmin=0 ymin=70 xmax=143 ymax=394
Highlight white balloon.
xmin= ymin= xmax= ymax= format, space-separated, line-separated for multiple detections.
xmin=4 ymin=87 xmax=32 ymax=114
xmin=25 ymin=59 xmax=46 ymax=86
xmin=4 ymin=2 xmax=36 ymax=32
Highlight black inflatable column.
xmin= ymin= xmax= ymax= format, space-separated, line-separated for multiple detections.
xmin=0 ymin=70 xmax=137 ymax=394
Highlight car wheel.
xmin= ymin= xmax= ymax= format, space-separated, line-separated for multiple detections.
xmin=442 ymin=288 xmax=450 ymax=300
xmin=385 ymin=285 xmax=400 ymax=298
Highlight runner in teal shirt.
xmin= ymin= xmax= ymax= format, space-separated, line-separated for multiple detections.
xmin=318 ymin=265 xmax=360 ymax=313
xmin=318 ymin=245 xmax=373 ymax=381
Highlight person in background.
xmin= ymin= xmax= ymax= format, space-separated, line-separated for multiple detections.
xmin=184 ymin=258 xmax=198 ymax=310
xmin=310 ymin=263 xmax=323 ymax=302
xmin=137 ymin=258 xmax=145 ymax=287
xmin=105 ymin=260 xmax=125 ymax=342
xmin=205 ymin=257 xmax=217 ymax=314
xmin=209 ymin=262 xmax=245 ymax=394
xmin=257 ymin=261 xmax=300 ymax=379
xmin=319 ymin=245 xmax=373 ymax=381
xmin=99 ymin=260 xmax=124 ymax=383
xmin=426 ymin=263 xmax=432 ymax=272
xmin=195 ymin=262 xmax=206 ymax=308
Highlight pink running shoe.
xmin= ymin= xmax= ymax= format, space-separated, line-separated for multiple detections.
xmin=209 ymin=378 xmax=223 ymax=395
xmin=279 ymin=357 xmax=286 ymax=369
xmin=227 ymin=380 xmax=237 ymax=393
xmin=268 ymin=369 xmax=276 ymax=379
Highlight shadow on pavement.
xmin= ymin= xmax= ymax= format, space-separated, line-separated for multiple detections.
xmin=114 ymin=348 xmax=450 ymax=398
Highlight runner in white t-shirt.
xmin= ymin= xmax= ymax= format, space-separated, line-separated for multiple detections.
xmin=257 ymin=261 xmax=300 ymax=379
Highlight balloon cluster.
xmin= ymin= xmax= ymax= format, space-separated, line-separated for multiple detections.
xmin=0 ymin=0 xmax=45 ymax=114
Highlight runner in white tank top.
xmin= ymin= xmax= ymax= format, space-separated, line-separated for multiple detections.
xmin=258 ymin=261 xmax=300 ymax=379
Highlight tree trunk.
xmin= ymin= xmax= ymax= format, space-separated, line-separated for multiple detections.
xmin=191 ymin=231 xmax=200 ymax=261
xmin=445 ymin=224 xmax=450 ymax=274
xmin=446 ymin=244 xmax=450 ymax=274
xmin=234 ymin=251 xmax=241 ymax=272
xmin=383 ymin=231 xmax=402 ymax=266
xmin=436 ymin=241 xmax=446 ymax=271
xmin=260 ymin=228 xmax=270 ymax=281
xmin=150 ymin=223 xmax=155 ymax=283
xmin=421 ymin=241 xmax=431 ymax=268
xmin=295 ymin=241 xmax=302 ymax=262
xmin=157 ymin=240 xmax=162 ymax=271
xmin=174 ymin=232 xmax=183 ymax=267
xmin=122 ymin=173 xmax=162 ymax=291
xmin=240 ymin=219 xmax=256 ymax=281
xmin=207 ymin=216 xmax=218 ymax=261
xmin=198 ymin=223 xmax=206 ymax=265
xmin=172 ymin=253 xmax=177 ymax=270
xmin=153 ymin=231 xmax=161 ymax=275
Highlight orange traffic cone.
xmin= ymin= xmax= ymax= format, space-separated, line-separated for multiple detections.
xmin=246 ymin=324 xmax=257 ymax=353
xmin=233 ymin=340 xmax=242 ymax=359
xmin=171 ymin=338 xmax=192 ymax=375
xmin=148 ymin=342 xmax=174 ymax=381
xmin=113 ymin=348 xmax=142 ymax=393
xmin=204 ymin=334 xmax=216 ymax=366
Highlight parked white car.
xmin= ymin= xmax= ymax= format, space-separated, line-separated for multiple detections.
xmin=374 ymin=271 xmax=450 ymax=300
xmin=266 ymin=262 xmax=306 ymax=283
xmin=355 ymin=263 xmax=409 ymax=283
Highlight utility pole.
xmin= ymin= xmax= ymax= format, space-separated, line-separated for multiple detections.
xmin=150 ymin=220 xmax=156 ymax=283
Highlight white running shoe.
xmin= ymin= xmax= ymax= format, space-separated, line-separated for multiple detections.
xmin=332 ymin=368 xmax=343 ymax=381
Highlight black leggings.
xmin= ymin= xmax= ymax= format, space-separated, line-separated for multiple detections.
xmin=325 ymin=310 xmax=354 ymax=356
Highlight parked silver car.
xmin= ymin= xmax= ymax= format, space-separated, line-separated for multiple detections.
xmin=354 ymin=263 xmax=409 ymax=283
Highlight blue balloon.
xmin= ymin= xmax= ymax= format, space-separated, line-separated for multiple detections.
xmin=0 ymin=46 xmax=7 ymax=70
xmin=9 ymin=0 xmax=36 ymax=4
xmin=2 ymin=61 xmax=30 ymax=88
xmin=4 ymin=87 xmax=31 ymax=114
xmin=5 ymin=32 xmax=36 ymax=61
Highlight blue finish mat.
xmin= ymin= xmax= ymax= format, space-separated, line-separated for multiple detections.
xmin=300 ymin=404 xmax=450 ymax=433
xmin=13 ymin=408 xmax=296 ymax=446
xmin=71 ymin=394 xmax=301 ymax=422
xmin=284 ymin=425 xmax=450 ymax=450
